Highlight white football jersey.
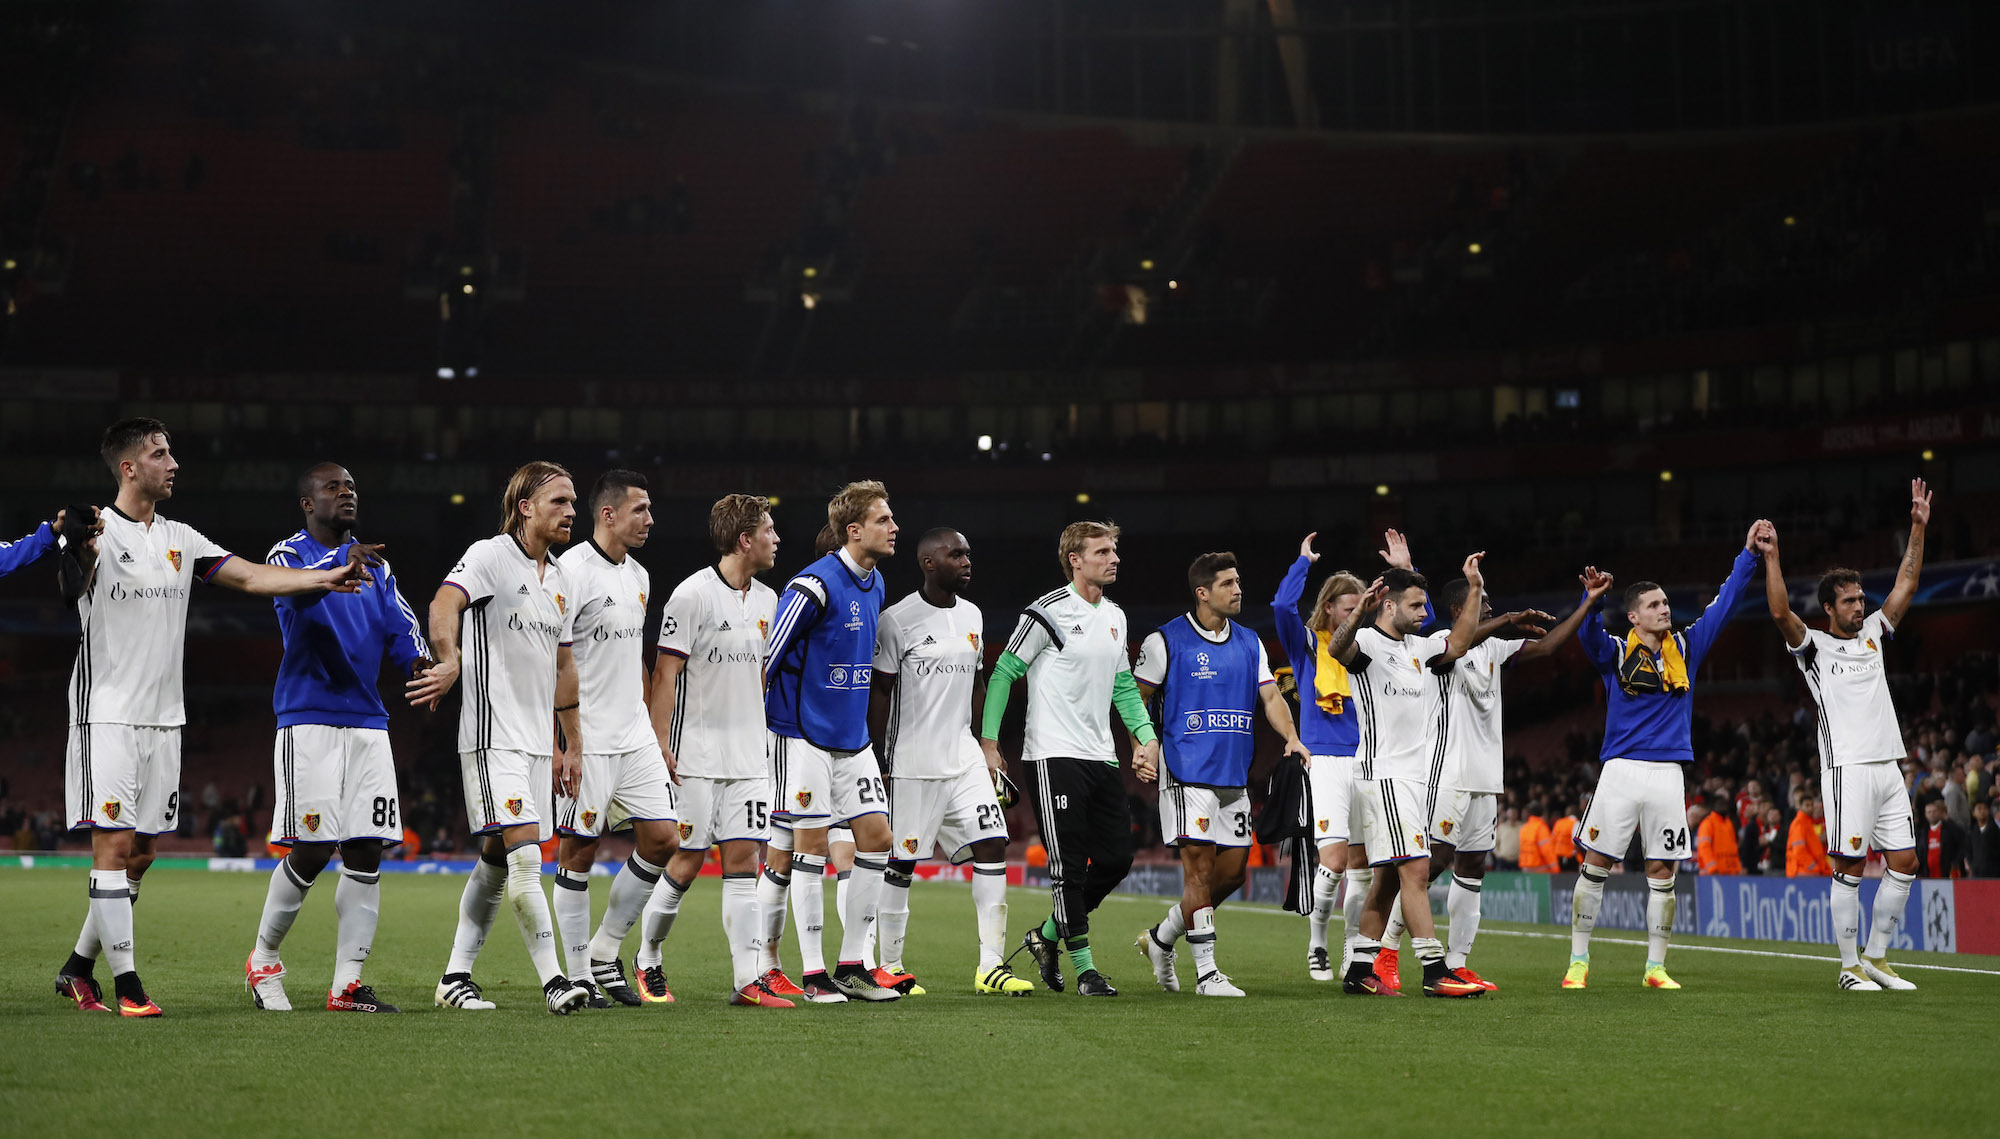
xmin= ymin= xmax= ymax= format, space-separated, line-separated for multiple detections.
xmin=1005 ymin=584 xmax=1134 ymax=764
xmin=1789 ymin=611 xmax=1905 ymax=767
xmin=445 ymin=534 xmax=576 ymax=757
xmin=874 ymin=591 xmax=985 ymax=780
xmin=1438 ymin=636 xmax=1525 ymax=794
xmin=659 ymin=565 xmax=776 ymax=779
xmin=68 ymin=507 xmax=233 ymax=728
xmin=1349 ymin=625 xmax=1454 ymax=783
xmin=559 ymin=539 xmax=653 ymax=755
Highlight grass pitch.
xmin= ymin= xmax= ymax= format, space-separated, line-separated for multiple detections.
xmin=2 ymin=866 xmax=1993 ymax=1138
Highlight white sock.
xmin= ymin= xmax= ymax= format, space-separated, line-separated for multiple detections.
xmin=721 ymin=872 xmax=761 ymax=990
xmin=252 ymin=858 xmax=315 ymax=967
xmin=503 ymin=843 xmax=564 ymax=986
xmin=1382 ymin=890 xmax=1408 ymax=951
xmin=553 ymin=867 xmax=593 ymax=983
xmin=756 ymin=864 xmax=789 ymax=973
xmin=973 ymin=862 xmax=1008 ymax=969
xmin=1308 ymin=864 xmax=1340 ymax=954
xmin=1340 ymin=868 xmax=1372 ymax=968
xmin=1832 ymin=872 xmax=1862 ymax=969
xmin=839 ymin=852 xmax=887 ymax=967
xmin=1864 ymin=869 xmax=1914 ymax=959
xmin=1412 ymin=934 xmax=1445 ymax=983
xmin=1444 ymin=873 xmax=1482 ymax=971
xmin=1187 ymin=906 xmax=1218 ymax=978
xmin=1155 ymin=901 xmax=1188 ymax=946
xmin=791 ymin=853 xmax=828 ymax=975
xmin=331 ymin=868 xmax=380 ymax=993
xmin=89 ymin=869 xmax=136 ymax=978
xmin=588 ymin=854 xmax=662 ymax=963
xmin=445 ymin=856 xmax=506 ymax=976
xmin=1645 ymin=877 xmax=1676 ymax=967
xmin=635 ymin=871 xmax=690 ymax=970
xmin=1570 ymin=866 xmax=1606 ymax=957
xmin=877 ymin=866 xmax=913 ymax=971
xmin=77 ymin=874 xmax=141 ymax=960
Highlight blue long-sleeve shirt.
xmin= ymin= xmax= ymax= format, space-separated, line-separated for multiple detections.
xmin=1271 ymin=555 xmax=1359 ymax=755
xmin=1578 ymin=547 xmax=1759 ymax=764
xmin=268 ymin=530 xmax=428 ymax=730
xmin=0 ymin=522 xmax=57 ymax=579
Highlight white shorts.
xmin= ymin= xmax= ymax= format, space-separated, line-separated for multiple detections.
xmin=557 ymin=741 xmax=678 ymax=839
xmin=891 ymin=765 xmax=1008 ymax=863
xmin=1429 ymin=787 xmax=1498 ymax=853
xmin=1356 ymin=776 xmax=1431 ymax=864
xmin=272 ymin=725 xmax=400 ymax=843
xmin=1307 ymin=753 xmax=1354 ymax=847
xmin=66 ymin=723 xmax=182 ymax=834
xmin=676 ymin=775 xmax=770 ymax=849
xmin=1160 ymin=765 xmax=1253 ymax=848
xmin=461 ymin=749 xmax=553 ymax=840
xmin=1577 ymin=758 xmax=1688 ymax=863
xmin=769 ymin=732 xmax=886 ymax=827
xmin=1824 ymin=760 xmax=1915 ymax=857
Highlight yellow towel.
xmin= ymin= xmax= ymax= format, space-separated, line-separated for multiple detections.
xmin=1619 ymin=630 xmax=1688 ymax=697
xmin=1313 ymin=630 xmax=1353 ymax=714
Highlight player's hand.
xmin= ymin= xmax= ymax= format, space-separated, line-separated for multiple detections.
xmin=1462 ymin=551 xmax=1486 ymax=590
xmin=1360 ymin=576 xmax=1388 ymax=611
xmin=1132 ymin=738 xmax=1160 ymax=783
xmin=1285 ymin=739 xmax=1310 ymax=769
xmin=980 ymin=737 xmax=1006 ymax=774
xmin=1299 ymin=531 xmax=1320 ymax=563
xmin=1509 ymin=609 xmax=1555 ymax=637
xmin=1743 ymin=518 xmax=1772 ymax=553
xmin=407 ymin=654 xmax=459 ymax=709
xmin=554 ymin=749 xmax=581 ymax=798
xmin=1911 ymin=478 xmax=1931 ymax=526
xmin=1379 ymin=529 xmax=1412 ymax=570
xmin=409 ymin=656 xmax=434 ymax=679
xmin=53 ymin=506 xmax=102 ymax=541
xmin=663 ymin=744 xmax=682 ymax=786
xmin=319 ymin=561 xmax=367 ymax=593
xmin=1580 ymin=566 xmax=1613 ymax=601
xmin=347 ymin=540 xmax=387 ymax=581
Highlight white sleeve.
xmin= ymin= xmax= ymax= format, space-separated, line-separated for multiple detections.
xmin=873 ymin=610 xmax=904 ymax=676
xmin=1349 ymin=626 xmax=1380 ymax=673
xmin=1785 ymin=629 xmax=1816 ymax=658
xmin=444 ymin=541 xmax=499 ymax=605
xmin=1132 ymin=632 xmax=1168 ymax=687
xmin=658 ymin=583 xmax=700 ymax=659
xmin=1493 ymin=637 xmax=1528 ymax=668
xmin=182 ymin=522 xmax=230 ymax=562
xmin=1866 ymin=610 xmax=1896 ymax=640
xmin=1255 ymin=637 xmax=1275 ymax=684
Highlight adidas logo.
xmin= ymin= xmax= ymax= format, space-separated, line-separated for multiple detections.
xmin=119 ymin=551 xmax=134 ymax=563
xmin=518 ymin=585 xmax=530 ymax=595
xmin=920 ymin=635 xmax=936 ymax=646
xmin=1072 ymin=624 xmax=1084 ymax=634
xmin=602 ymin=596 xmax=615 ymax=607
xmin=717 ymin=621 xmax=732 ymax=631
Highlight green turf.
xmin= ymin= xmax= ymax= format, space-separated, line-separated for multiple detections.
xmin=2 ymin=866 xmax=1993 ymax=1138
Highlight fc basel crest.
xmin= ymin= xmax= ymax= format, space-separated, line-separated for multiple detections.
xmin=1195 ymin=816 xmax=1210 ymax=833
xmin=902 ymin=837 xmax=920 ymax=854
xmin=581 ymin=810 xmax=598 ymax=830
xmin=1439 ymin=818 xmax=1454 ymax=836
xmin=1850 ymin=836 xmax=1863 ymax=851
xmin=166 ymin=548 xmax=183 ymax=573
xmin=1588 ymin=826 xmax=1600 ymax=842
xmin=796 ymin=790 xmax=813 ymax=810
xmin=506 ymin=797 xmax=524 ymax=817
xmin=302 ymin=812 xmax=321 ymax=833
xmin=554 ymin=593 xmax=566 ymax=615
xmin=103 ymin=800 xmax=122 ymax=822
xmin=679 ymin=822 xmax=693 ymax=841
xmin=758 ymin=617 xmax=770 ymax=640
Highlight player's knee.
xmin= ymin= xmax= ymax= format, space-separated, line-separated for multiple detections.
xmin=339 ymin=839 xmax=383 ymax=874
xmin=289 ymin=843 xmax=336 ymax=879
xmin=1884 ymin=848 xmax=1919 ymax=876
xmin=1454 ymin=850 xmax=1486 ymax=878
xmin=558 ymin=836 xmax=598 ymax=874
xmin=968 ymin=837 xmax=1007 ymax=863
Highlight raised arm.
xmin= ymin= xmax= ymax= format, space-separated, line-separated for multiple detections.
xmin=1326 ymin=578 xmax=1385 ymax=665
xmin=407 ymin=583 xmax=470 ymax=709
xmin=211 ymin=554 xmax=366 ymax=597
xmin=1517 ymin=568 xmax=1611 ymax=662
xmin=1434 ymin=553 xmax=1487 ymax=665
xmin=1270 ymin=536 xmax=1317 ymax=667
xmin=1881 ymin=478 xmax=1930 ymax=628
xmin=1574 ymin=566 xmax=1619 ymax=672
xmin=1755 ymin=523 xmax=1808 ymax=648
xmin=1682 ymin=521 xmax=1768 ymax=670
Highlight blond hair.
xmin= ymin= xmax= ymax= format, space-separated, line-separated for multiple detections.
xmin=708 ymin=493 xmax=770 ymax=555
xmin=827 ymin=480 xmax=888 ymax=543
xmin=1058 ymin=520 xmax=1121 ymax=582
xmin=499 ymin=460 xmax=572 ymax=536
xmin=1306 ymin=571 xmax=1366 ymax=634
